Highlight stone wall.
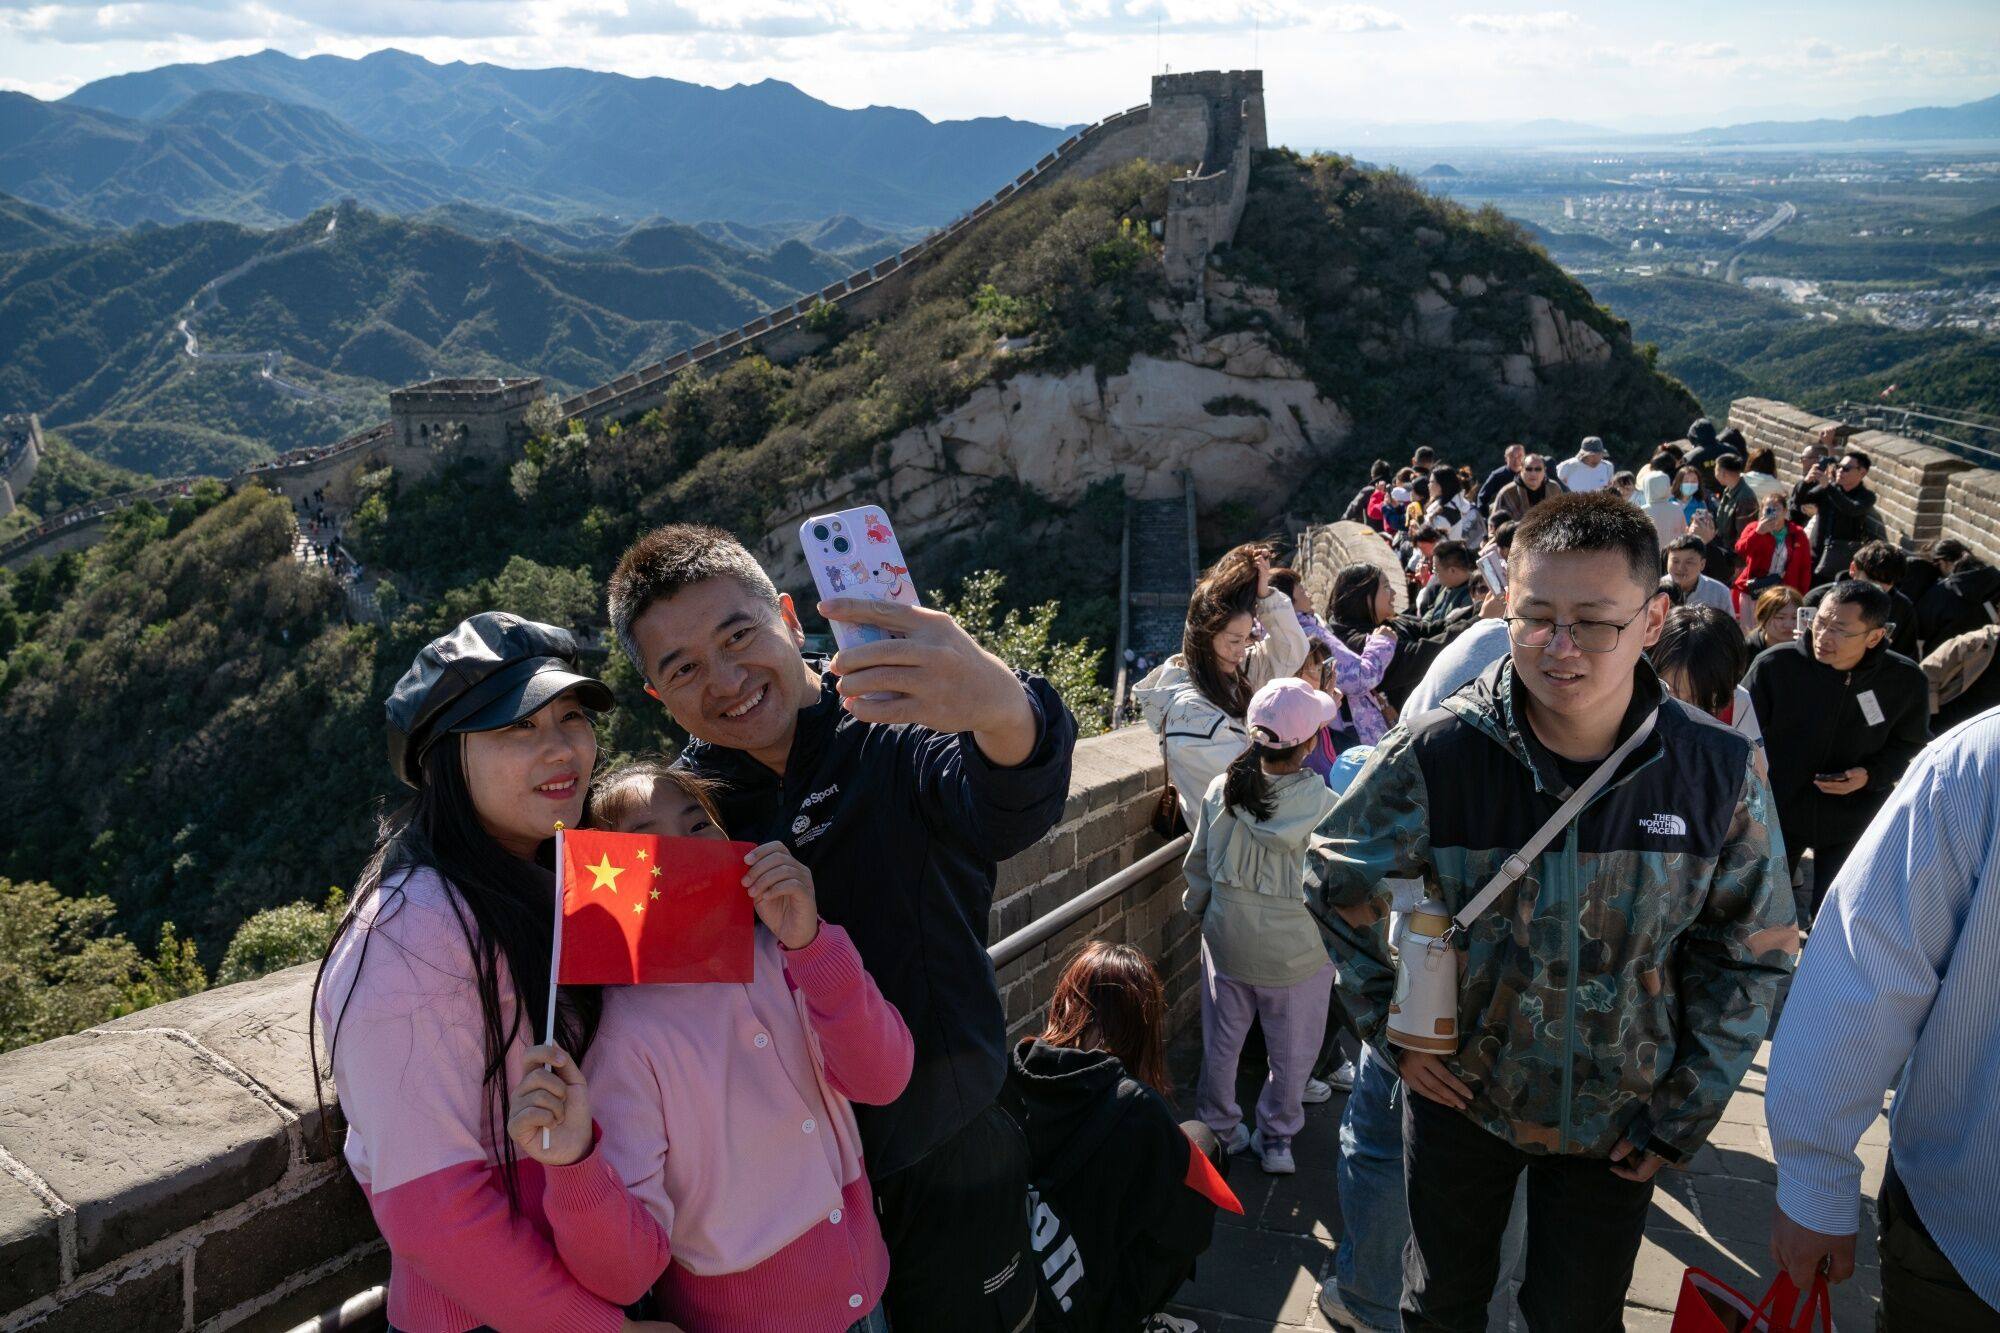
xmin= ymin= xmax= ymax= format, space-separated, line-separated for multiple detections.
xmin=0 ymin=726 xmax=1189 ymax=1333
xmin=1726 ymin=397 xmax=1972 ymax=548
xmin=1944 ymin=467 xmax=2000 ymax=567
xmin=1 ymin=414 xmax=42 ymax=520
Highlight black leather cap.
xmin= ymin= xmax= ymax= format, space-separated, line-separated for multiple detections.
xmin=385 ymin=612 xmax=615 ymax=788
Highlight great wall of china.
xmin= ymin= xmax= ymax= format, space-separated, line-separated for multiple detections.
xmin=0 ymin=71 xmax=1266 ymax=572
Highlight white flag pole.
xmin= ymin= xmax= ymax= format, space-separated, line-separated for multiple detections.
xmin=542 ymin=824 xmax=564 ymax=1152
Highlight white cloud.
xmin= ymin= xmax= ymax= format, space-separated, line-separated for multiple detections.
xmin=1650 ymin=40 xmax=1738 ymax=61
xmin=1457 ymin=10 xmax=1575 ymax=37
xmin=1802 ymin=37 xmax=1835 ymax=61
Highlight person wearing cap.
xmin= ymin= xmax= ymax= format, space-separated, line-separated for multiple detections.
xmin=607 ymin=524 xmax=1076 ymax=1332
xmin=1556 ymin=436 xmax=1615 ymax=493
xmin=312 ymin=613 xmax=680 ymax=1333
xmin=1182 ymin=677 xmax=1344 ymax=1177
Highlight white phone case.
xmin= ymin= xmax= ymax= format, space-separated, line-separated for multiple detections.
xmin=798 ymin=505 xmax=920 ymax=652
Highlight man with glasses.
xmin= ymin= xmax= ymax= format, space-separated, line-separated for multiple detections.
xmin=1746 ymin=579 xmax=1929 ymax=917
xmin=1475 ymin=443 xmax=1526 ymax=518
xmin=1310 ymin=492 xmax=1795 ymax=1332
xmin=1801 ymin=449 xmax=1881 ymax=582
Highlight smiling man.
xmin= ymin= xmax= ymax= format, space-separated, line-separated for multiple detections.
xmin=606 ymin=523 xmax=1075 ymax=1332
xmin=1309 ymin=492 xmax=1796 ymax=1332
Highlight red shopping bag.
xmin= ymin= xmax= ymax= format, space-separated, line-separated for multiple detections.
xmin=1671 ymin=1268 xmax=1832 ymax=1333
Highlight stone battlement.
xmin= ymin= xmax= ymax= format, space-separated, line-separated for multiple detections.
xmin=0 ymin=727 xmax=1190 ymax=1333
xmin=386 ymin=377 xmax=542 ymax=410
xmin=1 ymin=413 xmax=43 ymax=520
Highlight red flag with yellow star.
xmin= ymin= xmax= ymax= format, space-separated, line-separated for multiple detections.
xmin=555 ymin=829 xmax=757 ymax=984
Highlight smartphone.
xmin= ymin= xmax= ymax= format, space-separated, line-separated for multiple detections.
xmin=798 ymin=505 xmax=920 ymax=653
xmin=1478 ymin=550 xmax=1508 ymax=598
xmin=1815 ymin=772 xmax=1848 ymax=783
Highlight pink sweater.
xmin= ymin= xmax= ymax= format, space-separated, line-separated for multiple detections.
xmin=576 ymin=923 xmax=913 ymax=1333
xmin=318 ymin=867 xmax=912 ymax=1333
xmin=318 ymin=868 xmax=641 ymax=1333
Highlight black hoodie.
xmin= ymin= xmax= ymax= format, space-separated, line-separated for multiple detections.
xmin=1002 ymin=1040 xmax=1224 ymax=1332
xmin=1917 ymin=561 xmax=2000 ymax=652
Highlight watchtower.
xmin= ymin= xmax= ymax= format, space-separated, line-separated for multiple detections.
xmin=388 ymin=377 xmax=544 ymax=457
xmin=1 ymin=413 xmax=44 ymax=519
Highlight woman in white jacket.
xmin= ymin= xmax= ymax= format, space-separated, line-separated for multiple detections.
xmin=1132 ymin=545 xmax=1309 ymax=828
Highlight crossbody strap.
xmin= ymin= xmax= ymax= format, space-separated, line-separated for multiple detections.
xmin=1443 ymin=709 xmax=1659 ymax=945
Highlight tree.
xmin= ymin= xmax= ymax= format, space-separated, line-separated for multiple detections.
xmin=934 ymin=570 xmax=1110 ymax=738
xmin=217 ymin=888 xmax=346 ymax=986
xmin=0 ymin=879 xmax=203 ymax=1052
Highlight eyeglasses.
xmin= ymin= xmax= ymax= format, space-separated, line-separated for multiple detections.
xmin=1837 ymin=462 xmax=1863 ymax=474
xmin=1814 ymin=617 xmax=1873 ymax=639
xmin=1523 ymin=466 xmax=1546 ymax=474
xmin=1507 ymin=599 xmax=1654 ymax=653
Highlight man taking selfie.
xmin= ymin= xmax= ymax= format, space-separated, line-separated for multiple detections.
xmin=608 ymin=524 xmax=1078 ymax=1331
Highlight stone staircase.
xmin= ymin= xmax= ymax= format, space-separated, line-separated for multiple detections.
xmin=1125 ymin=473 xmax=1200 ymax=690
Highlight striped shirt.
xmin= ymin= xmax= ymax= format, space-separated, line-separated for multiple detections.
xmin=1766 ymin=707 xmax=2000 ymax=1307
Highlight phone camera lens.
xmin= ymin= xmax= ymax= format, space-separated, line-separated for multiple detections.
xmin=812 ymin=523 xmax=830 ymax=542
xmin=833 ymin=536 xmax=850 ymax=554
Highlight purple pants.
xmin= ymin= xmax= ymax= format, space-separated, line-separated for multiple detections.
xmin=1196 ymin=941 xmax=1335 ymax=1149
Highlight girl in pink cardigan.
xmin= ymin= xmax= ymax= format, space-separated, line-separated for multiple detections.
xmin=509 ymin=762 xmax=912 ymax=1333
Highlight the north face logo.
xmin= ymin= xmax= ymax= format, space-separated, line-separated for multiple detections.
xmin=1639 ymin=813 xmax=1687 ymax=836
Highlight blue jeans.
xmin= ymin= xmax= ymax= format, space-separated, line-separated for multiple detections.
xmin=1333 ymin=1046 xmax=1527 ymax=1332
xmin=849 ymin=1306 xmax=892 ymax=1333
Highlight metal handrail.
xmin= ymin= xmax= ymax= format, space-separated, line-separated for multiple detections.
xmin=987 ymin=833 xmax=1191 ymax=969
xmin=283 ymin=824 xmax=1189 ymax=1333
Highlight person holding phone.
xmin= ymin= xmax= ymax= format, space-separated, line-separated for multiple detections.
xmin=607 ymin=523 xmax=1077 ymax=1332
xmin=1733 ymin=493 xmax=1812 ymax=602
xmin=1744 ymin=580 xmax=1930 ymax=915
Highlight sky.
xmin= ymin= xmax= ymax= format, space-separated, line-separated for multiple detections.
xmin=1 ymin=0 xmax=1995 ymax=141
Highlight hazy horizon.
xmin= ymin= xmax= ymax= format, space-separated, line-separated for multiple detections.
xmin=2 ymin=2 xmax=1994 ymax=147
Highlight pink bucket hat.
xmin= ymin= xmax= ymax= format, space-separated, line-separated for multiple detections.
xmin=1246 ymin=677 xmax=1340 ymax=747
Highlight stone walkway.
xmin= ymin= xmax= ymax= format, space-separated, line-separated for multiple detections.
xmin=1164 ymin=1041 xmax=1885 ymax=1332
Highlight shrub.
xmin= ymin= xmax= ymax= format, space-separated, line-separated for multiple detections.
xmin=216 ymin=888 xmax=346 ymax=986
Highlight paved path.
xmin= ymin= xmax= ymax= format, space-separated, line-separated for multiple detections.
xmin=1164 ymin=1040 xmax=1885 ymax=1331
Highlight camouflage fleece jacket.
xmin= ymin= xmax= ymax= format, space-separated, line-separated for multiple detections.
xmin=1309 ymin=658 xmax=1799 ymax=1161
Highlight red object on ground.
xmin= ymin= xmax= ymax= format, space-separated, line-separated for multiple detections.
xmin=1183 ymin=1136 xmax=1244 ymax=1216
xmin=557 ymin=830 xmax=756 ymax=985
xmin=1670 ymin=1268 xmax=1831 ymax=1333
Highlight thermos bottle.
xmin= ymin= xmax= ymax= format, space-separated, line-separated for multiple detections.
xmin=1388 ymin=895 xmax=1459 ymax=1053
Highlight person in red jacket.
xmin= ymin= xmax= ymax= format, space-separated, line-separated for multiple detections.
xmin=1734 ymin=492 xmax=1812 ymax=606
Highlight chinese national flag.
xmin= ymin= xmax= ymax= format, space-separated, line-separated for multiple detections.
xmin=556 ymin=829 xmax=756 ymax=985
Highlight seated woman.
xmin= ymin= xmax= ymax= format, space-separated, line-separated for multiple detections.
xmin=1133 ymin=544 xmax=1308 ymax=828
xmin=1004 ymin=941 xmax=1237 ymax=1333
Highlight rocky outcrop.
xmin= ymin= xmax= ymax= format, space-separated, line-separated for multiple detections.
xmin=757 ymin=310 xmax=1348 ymax=586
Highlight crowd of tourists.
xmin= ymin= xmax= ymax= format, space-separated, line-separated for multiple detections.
xmin=310 ymin=432 xmax=1997 ymax=1333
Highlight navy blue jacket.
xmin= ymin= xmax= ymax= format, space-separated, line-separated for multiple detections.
xmin=678 ymin=667 xmax=1077 ymax=1177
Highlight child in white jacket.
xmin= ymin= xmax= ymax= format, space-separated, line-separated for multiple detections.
xmin=1183 ymin=678 xmax=1341 ymax=1176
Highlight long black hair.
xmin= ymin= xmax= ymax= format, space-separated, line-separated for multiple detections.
xmin=1222 ymin=733 xmax=1314 ymax=822
xmin=310 ymin=733 xmax=602 ymax=1213
xmin=1329 ymin=563 xmax=1386 ymax=632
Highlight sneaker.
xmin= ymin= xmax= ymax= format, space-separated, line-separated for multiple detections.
xmin=1250 ymin=1128 xmax=1295 ymax=1175
xmin=1326 ymin=1056 xmax=1359 ymax=1092
xmin=1302 ymin=1075 xmax=1335 ymax=1103
xmin=1142 ymin=1315 xmax=1200 ymax=1333
xmin=1219 ymin=1122 xmax=1253 ymax=1155
xmin=1315 ymin=1281 xmax=1388 ymax=1333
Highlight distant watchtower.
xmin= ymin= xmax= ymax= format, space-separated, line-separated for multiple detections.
xmin=1 ymin=413 xmax=44 ymax=520
xmin=1150 ymin=71 xmax=1265 ymax=292
xmin=389 ymin=377 xmax=544 ymax=457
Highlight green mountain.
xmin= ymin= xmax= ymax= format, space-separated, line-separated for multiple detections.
xmin=0 ymin=192 xmax=99 ymax=253
xmin=0 ymin=202 xmax=852 ymax=475
xmin=0 ymin=150 xmax=1702 ymax=975
xmin=46 ymin=48 xmax=1071 ymax=229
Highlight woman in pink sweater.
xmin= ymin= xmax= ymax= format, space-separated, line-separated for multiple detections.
xmin=510 ymin=761 xmax=912 ymax=1333
xmin=315 ymin=616 xmax=909 ymax=1333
